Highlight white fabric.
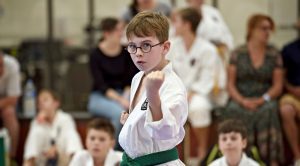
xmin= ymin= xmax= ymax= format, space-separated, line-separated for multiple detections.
xmin=188 ymin=94 xmax=212 ymax=127
xmin=69 ymin=149 xmax=122 ymax=166
xmin=0 ymin=55 xmax=21 ymax=97
xmin=197 ymin=4 xmax=234 ymax=50
xmin=24 ymin=110 xmax=83 ymax=166
xmin=167 ymin=37 xmax=227 ymax=107
xmin=209 ymin=153 xmax=260 ymax=166
xmin=118 ymin=63 xmax=188 ymax=165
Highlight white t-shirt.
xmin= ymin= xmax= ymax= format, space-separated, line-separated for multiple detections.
xmin=24 ymin=110 xmax=83 ymax=166
xmin=69 ymin=149 xmax=122 ymax=166
xmin=209 ymin=153 xmax=260 ymax=166
xmin=0 ymin=55 xmax=21 ymax=97
xmin=197 ymin=4 xmax=234 ymax=50
xmin=118 ymin=63 xmax=188 ymax=165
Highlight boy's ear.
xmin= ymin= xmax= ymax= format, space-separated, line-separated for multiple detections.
xmin=110 ymin=138 xmax=116 ymax=148
xmin=242 ymin=138 xmax=247 ymax=149
xmin=162 ymin=41 xmax=171 ymax=55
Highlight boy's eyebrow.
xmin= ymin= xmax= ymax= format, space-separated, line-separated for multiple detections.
xmin=128 ymin=40 xmax=154 ymax=44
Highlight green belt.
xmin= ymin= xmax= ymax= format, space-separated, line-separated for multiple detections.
xmin=120 ymin=147 xmax=179 ymax=166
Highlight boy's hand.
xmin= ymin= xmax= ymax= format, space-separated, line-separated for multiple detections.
xmin=145 ymin=71 xmax=164 ymax=95
xmin=36 ymin=111 xmax=48 ymax=124
xmin=43 ymin=146 xmax=58 ymax=159
xmin=120 ymin=111 xmax=129 ymax=125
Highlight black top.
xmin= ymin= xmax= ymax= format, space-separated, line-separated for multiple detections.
xmin=89 ymin=46 xmax=138 ymax=94
xmin=282 ymin=39 xmax=300 ymax=86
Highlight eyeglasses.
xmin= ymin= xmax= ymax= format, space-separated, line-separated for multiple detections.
xmin=126 ymin=42 xmax=164 ymax=54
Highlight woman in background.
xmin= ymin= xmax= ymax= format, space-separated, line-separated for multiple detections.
xmin=88 ymin=17 xmax=138 ymax=145
xmin=224 ymin=14 xmax=284 ymax=166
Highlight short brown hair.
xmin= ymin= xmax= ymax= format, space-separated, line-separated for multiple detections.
xmin=39 ymin=89 xmax=60 ymax=102
xmin=88 ymin=118 xmax=115 ymax=139
xmin=218 ymin=119 xmax=247 ymax=139
xmin=126 ymin=11 xmax=169 ymax=42
xmin=177 ymin=7 xmax=201 ymax=33
xmin=246 ymin=14 xmax=275 ymax=41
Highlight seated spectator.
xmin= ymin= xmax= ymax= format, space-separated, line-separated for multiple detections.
xmin=209 ymin=119 xmax=259 ymax=166
xmin=280 ymin=20 xmax=300 ymax=166
xmin=23 ymin=89 xmax=83 ymax=166
xmin=186 ymin=0 xmax=234 ymax=52
xmin=168 ymin=7 xmax=227 ymax=162
xmin=224 ymin=14 xmax=284 ymax=166
xmin=0 ymin=50 xmax=21 ymax=162
xmin=88 ymin=17 xmax=138 ymax=143
xmin=121 ymin=0 xmax=172 ymax=24
xmin=69 ymin=118 xmax=122 ymax=166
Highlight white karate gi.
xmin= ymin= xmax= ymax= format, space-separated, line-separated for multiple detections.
xmin=69 ymin=149 xmax=122 ymax=166
xmin=24 ymin=110 xmax=83 ymax=166
xmin=197 ymin=4 xmax=234 ymax=50
xmin=118 ymin=63 xmax=188 ymax=165
xmin=167 ymin=37 xmax=227 ymax=127
xmin=209 ymin=153 xmax=260 ymax=166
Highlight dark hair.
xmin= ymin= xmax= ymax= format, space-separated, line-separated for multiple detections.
xmin=129 ymin=0 xmax=139 ymax=20
xmin=218 ymin=119 xmax=247 ymax=139
xmin=177 ymin=7 xmax=202 ymax=34
xmin=88 ymin=118 xmax=115 ymax=139
xmin=99 ymin=17 xmax=119 ymax=32
xmin=39 ymin=89 xmax=61 ymax=102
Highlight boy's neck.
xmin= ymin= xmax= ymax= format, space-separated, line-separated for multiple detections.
xmin=47 ymin=109 xmax=57 ymax=123
xmin=93 ymin=156 xmax=105 ymax=166
xmin=182 ymin=32 xmax=196 ymax=52
xmin=226 ymin=153 xmax=243 ymax=166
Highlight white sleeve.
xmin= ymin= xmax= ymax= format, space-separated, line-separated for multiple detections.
xmin=214 ymin=10 xmax=234 ymax=50
xmin=190 ymin=49 xmax=218 ymax=96
xmin=23 ymin=120 xmax=44 ymax=160
xmin=62 ymin=116 xmax=83 ymax=155
xmin=144 ymin=87 xmax=187 ymax=140
xmin=7 ymin=61 xmax=21 ymax=97
xmin=69 ymin=151 xmax=86 ymax=166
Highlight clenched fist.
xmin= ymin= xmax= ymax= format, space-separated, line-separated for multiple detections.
xmin=120 ymin=111 xmax=129 ymax=125
xmin=145 ymin=71 xmax=165 ymax=95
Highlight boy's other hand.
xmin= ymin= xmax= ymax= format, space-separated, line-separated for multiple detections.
xmin=120 ymin=111 xmax=129 ymax=125
xmin=145 ymin=71 xmax=165 ymax=95
xmin=43 ymin=146 xmax=58 ymax=159
xmin=36 ymin=111 xmax=48 ymax=124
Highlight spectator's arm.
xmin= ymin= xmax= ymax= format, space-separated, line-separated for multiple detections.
xmin=227 ymin=64 xmax=244 ymax=104
xmin=0 ymin=96 xmax=18 ymax=109
xmin=264 ymin=67 xmax=284 ymax=99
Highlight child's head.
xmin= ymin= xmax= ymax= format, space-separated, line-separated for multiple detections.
xmin=217 ymin=119 xmax=248 ymax=159
xmin=173 ymin=7 xmax=201 ymax=36
xmin=86 ymin=118 xmax=115 ymax=160
xmin=37 ymin=89 xmax=60 ymax=113
xmin=99 ymin=17 xmax=124 ymax=42
xmin=126 ymin=11 xmax=170 ymax=74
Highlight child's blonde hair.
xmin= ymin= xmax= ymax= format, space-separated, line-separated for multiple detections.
xmin=126 ymin=11 xmax=169 ymax=42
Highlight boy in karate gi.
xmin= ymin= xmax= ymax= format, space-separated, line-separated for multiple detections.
xmin=119 ymin=11 xmax=188 ymax=165
xmin=209 ymin=119 xmax=259 ymax=166
xmin=70 ymin=118 xmax=122 ymax=166
xmin=23 ymin=89 xmax=82 ymax=166
xmin=168 ymin=7 xmax=227 ymax=161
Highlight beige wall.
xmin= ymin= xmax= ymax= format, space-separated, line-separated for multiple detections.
xmin=0 ymin=0 xmax=298 ymax=48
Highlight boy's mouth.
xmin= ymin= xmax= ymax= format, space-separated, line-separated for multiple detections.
xmin=137 ymin=61 xmax=145 ymax=64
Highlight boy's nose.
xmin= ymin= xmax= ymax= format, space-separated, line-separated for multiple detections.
xmin=135 ymin=47 xmax=144 ymax=57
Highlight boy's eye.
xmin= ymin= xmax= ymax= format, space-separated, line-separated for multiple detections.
xmin=141 ymin=43 xmax=151 ymax=50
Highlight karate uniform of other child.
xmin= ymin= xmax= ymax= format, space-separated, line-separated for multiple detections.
xmin=23 ymin=90 xmax=83 ymax=166
xmin=209 ymin=119 xmax=259 ymax=166
xmin=70 ymin=118 xmax=122 ymax=166
xmin=168 ymin=7 xmax=227 ymax=160
xmin=119 ymin=11 xmax=188 ymax=165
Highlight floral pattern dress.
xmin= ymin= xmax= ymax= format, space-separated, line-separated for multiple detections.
xmin=222 ymin=44 xmax=284 ymax=164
